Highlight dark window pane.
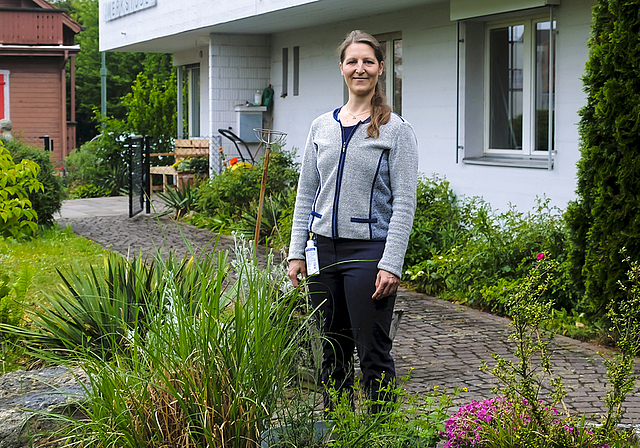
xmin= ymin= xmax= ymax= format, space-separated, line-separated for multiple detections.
xmin=489 ymin=25 xmax=524 ymax=150
xmin=393 ymin=39 xmax=402 ymax=115
xmin=535 ymin=21 xmax=555 ymax=151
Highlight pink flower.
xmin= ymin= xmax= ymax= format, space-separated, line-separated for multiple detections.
xmin=536 ymin=252 xmax=545 ymax=261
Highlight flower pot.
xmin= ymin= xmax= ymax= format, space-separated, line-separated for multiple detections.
xmin=260 ymin=420 xmax=334 ymax=448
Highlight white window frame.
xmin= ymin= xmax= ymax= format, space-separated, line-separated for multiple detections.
xmin=483 ymin=15 xmax=553 ymax=157
xmin=0 ymin=70 xmax=9 ymax=120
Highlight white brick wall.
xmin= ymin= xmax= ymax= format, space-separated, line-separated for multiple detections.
xmin=208 ymin=34 xmax=271 ymax=165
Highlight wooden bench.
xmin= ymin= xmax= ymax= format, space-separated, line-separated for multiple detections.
xmin=149 ymin=139 xmax=209 ymax=193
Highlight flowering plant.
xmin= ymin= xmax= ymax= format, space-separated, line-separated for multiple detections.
xmin=441 ymin=398 xmax=610 ymax=448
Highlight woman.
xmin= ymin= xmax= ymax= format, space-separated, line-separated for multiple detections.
xmin=287 ymin=30 xmax=418 ymax=410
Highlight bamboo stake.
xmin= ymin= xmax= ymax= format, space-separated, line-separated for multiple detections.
xmin=254 ymin=145 xmax=271 ymax=252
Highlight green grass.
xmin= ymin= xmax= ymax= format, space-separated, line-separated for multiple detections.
xmin=0 ymin=225 xmax=109 ymax=308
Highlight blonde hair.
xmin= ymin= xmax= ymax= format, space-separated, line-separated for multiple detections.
xmin=338 ymin=30 xmax=392 ymax=139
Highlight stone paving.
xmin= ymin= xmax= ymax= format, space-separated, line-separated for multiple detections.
xmin=56 ymin=197 xmax=640 ymax=426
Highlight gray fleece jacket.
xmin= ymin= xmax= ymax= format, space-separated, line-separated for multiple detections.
xmin=288 ymin=108 xmax=418 ymax=278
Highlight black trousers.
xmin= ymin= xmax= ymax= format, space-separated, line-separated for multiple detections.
xmin=307 ymin=235 xmax=396 ymax=409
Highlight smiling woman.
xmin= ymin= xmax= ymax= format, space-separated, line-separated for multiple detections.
xmin=287 ymin=30 xmax=419 ymax=414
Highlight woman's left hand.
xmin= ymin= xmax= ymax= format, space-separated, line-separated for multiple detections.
xmin=372 ymin=269 xmax=399 ymax=300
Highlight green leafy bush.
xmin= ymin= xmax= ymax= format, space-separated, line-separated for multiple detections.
xmin=0 ymin=264 xmax=33 ymax=329
xmin=566 ymin=0 xmax=640 ymax=319
xmin=327 ymin=379 xmax=454 ymax=448
xmin=406 ymin=196 xmax=578 ymax=312
xmin=63 ymin=139 xmax=103 ymax=187
xmin=5 ymin=139 xmax=63 ymax=226
xmin=69 ymin=183 xmax=112 ymax=199
xmin=0 ymin=143 xmax=43 ymax=239
xmin=196 ymin=148 xmax=299 ymax=219
xmin=404 ymin=175 xmax=470 ymax=269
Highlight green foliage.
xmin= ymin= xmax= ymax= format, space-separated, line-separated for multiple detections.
xmin=122 ymin=72 xmax=178 ymax=154
xmin=404 ymin=175 xmax=469 ymax=269
xmin=443 ymin=398 xmax=622 ymax=448
xmin=567 ymin=0 xmax=640 ymax=320
xmin=55 ymin=0 xmax=175 ymax=144
xmin=445 ymin=254 xmax=638 ymax=448
xmin=173 ymin=156 xmax=209 ymax=175
xmin=480 ymin=257 xmax=567 ymax=425
xmin=194 ymin=148 xmax=299 ymax=247
xmin=234 ymin=192 xmax=293 ymax=247
xmin=600 ymin=250 xmax=640 ymax=434
xmin=405 ymin=194 xmax=579 ymax=314
xmin=5 ymin=139 xmax=63 ymax=226
xmin=326 ymin=379 xmax=454 ymax=448
xmin=197 ymin=149 xmax=299 ymax=218
xmin=0 ymin=265 xmax=32 ymax=329
xmin=0 ymin=143 xmax=43 ymax=239
xmin=155 ymin=183 xmax=198 ymax=218
xmin=5 ymin=252 xmax=164 ymax=358
xmin=24 ymin=237 xmax=316 ymax=448
xmin=69 ymin=183 xmax=112 ymax=199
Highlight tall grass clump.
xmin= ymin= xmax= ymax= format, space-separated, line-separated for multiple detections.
xmin=18 ymin=235 xmax=315 ymax=448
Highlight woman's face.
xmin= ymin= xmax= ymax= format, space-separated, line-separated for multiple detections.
xmin=340 ymin=42 xmax=384 ymax=99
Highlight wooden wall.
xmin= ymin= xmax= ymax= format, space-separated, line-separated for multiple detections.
xmin=0 ymin=56 xmax=64 ymax=163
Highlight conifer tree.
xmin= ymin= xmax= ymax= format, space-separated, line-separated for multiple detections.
xmin=566 ymin=0 xmax=640 ymax=317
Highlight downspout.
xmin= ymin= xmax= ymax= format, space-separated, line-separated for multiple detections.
xmin=70 ymin=53 xmax=76 ymax=154
xmin=208 ymin=36 xmax=215 ymax=177
xmin=455 ymin=21 xmax=461 ymax=163
xmin=61 ymin=49 xmax=68 ymax=160
xmin=177 ymin=66 xmax=183 ymax=139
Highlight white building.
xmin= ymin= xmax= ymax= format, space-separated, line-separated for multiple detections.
xmin=99 ymin=0 xmax=594 ymax=212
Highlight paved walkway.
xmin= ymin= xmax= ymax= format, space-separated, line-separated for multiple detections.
xmin=56 ymin=197 xmax=640 ymax=426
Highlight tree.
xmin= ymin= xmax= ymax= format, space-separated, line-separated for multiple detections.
xmin=123 ymin=72 xmax=178 ymax=153
xmin=566 ymin=0 xmax=640 ymax=318
xmin=51 ymin=0 xmax=174 ymax=145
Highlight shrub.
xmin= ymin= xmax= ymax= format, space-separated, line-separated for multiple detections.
xmin=566 ymin=0 xmax=640 ymax=319
xmin=197 ymin=148 xmax=298 ymax=217
xmin=327 ymin=378 xmax=454 ymax=448
xmin=69 ymin=184 xmax=112 ymax=199
xmin=404 ymin=175 xmax=470 ymax=269
xmin=4 ymin=139 xmax=63 ymax=226
xmin=0 ymin=143 xmax=43 ymax=238
xmin=63 ymin=139 xmax=102 ymax=187
xmin=405 ymin=197 xmax=579 ymax=313
xmin=442 ymin=398 xmax=610 ymax=448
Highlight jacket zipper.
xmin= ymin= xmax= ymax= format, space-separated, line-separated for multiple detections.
xmin=332 ymin=124 xmax=358 ymax=238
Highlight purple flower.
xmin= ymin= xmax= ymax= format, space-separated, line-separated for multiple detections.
xmin=536 ymin=252 xmax=545 ymax=261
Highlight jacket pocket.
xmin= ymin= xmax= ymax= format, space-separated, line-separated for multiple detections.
xmin=350 ymin=217 xmax=377 ymax=223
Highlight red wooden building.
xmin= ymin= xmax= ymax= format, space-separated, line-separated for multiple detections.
xmin=0 ymin=0 xmax=82 ymax=164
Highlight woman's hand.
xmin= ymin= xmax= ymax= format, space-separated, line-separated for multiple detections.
xmin=288 ymin=259 xmax=307 ymax=287
xmin=372 ymin=269 xmax=399 ymax=300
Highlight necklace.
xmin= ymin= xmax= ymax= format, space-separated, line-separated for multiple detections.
xmin=346 ymin=107 xmax=370 ymax=121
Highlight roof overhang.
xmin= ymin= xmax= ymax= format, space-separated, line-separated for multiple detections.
xmin=100 ymin=0 xmax=442 ymax=53
xmin=0 ymin=44 xmax=81 ymax=57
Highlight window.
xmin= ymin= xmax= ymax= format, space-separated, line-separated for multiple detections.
xmin=187 ymin=66 xmax=200 ymax=137
xmin=376 ymin=33 xmax=403 ymax=115
xmin=0 ymin=70 xmax=9 ymax=120
xmin=460 ymin=10 xmax=556 ymax=168
xmin=485 ymin=17 xmax=555 ymax=156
